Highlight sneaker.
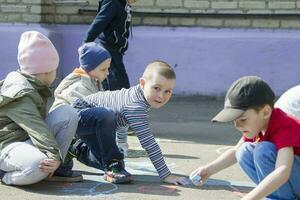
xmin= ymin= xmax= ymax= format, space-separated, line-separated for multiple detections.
xmin=104 ymin=161 xmax=131 ymax=184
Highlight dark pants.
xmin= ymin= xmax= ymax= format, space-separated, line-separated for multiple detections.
xmin=75 ymin=107 xmax=124 ymax=170
xmin=102 ymin=50 xmax=130 ymax=91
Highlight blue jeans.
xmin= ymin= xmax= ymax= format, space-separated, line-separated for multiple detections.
xmin=236 ymin=141 xmax=300 ymax=200
xmin=102 ymin=50 xmax=130 ymax=91
xmin=75 ymin=107 xmax=124 ymax=170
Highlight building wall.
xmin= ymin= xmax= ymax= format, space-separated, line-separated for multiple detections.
xmin=1 ymin=1 xmax=300 ymax=95
xmin=0 ymin=0 xmax=300 ymax=28
xmin=1 ymin=24 xmax=300 ymax=96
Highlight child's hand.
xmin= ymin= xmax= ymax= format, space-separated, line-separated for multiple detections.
xmin=193 ymin=166 xmax=211 ymax=186
xmin=39 ymin=159 xmax=61 ymax=177
xmin=163 ymin=174 xmax=190 ymax=185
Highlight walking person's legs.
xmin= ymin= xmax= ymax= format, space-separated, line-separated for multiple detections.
xmin=102 ymin=51 xmax=130 ymax=91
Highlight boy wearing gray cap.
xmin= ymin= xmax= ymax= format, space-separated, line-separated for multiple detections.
xmin=191 ymin=76 xmax=300 ymax=199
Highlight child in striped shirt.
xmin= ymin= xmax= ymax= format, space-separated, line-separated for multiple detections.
xmin=73 ymin=60 xmax=188 ymax=185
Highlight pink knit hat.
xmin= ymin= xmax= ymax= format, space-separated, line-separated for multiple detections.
xmin=18 ymin=31 xmax=59 ymax=75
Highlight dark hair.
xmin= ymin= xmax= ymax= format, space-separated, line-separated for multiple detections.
xmin=251 ymin=102 xmax=274 ymax=113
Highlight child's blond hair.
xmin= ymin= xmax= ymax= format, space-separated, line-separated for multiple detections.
xmin=142 ymin=60 xmax=176 ymax=80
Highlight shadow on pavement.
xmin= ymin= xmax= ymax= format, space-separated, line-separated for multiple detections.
xmin=149 ymin=96 xmax=241 ymax=146
xmin=16 ymin=174 xmax=182 ymax=197
xmin=124 ymin=174 xmax=181 ymax=196
xmin=187 ymin=178 xmax=253 ymax=198
xmin=126 ymin=149 xmax=200 ymax=160
xmin=127 ymin=149 xmax=148 ymax=158
xmin=75 ymin=170 xmax=103 ymax=176
xmin=163 ymin=154 xmax=200 ymax=159
xmin=18 ymin=179 xmax=118 ymax=196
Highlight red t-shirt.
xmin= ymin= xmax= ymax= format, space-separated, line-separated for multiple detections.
xmin=243 ymin=108 xmax=300 ymax=156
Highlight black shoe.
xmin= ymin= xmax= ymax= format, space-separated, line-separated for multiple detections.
xmin=44 ymin=164 xmax=83 ymax=182
xmin=104 ymin=160 xmax=131 ymax=184
xmin=45 ymin=171 xmax=83 ymax=182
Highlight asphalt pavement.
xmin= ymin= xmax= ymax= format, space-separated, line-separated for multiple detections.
xmin=0 ymin=95 xmax=254 ymax=200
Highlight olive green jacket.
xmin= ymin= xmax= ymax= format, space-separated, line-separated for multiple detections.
xmin=50 ymin=69 xmax=102 ymax=112
xmin=0 ymin=71 xmax=61 ymax=161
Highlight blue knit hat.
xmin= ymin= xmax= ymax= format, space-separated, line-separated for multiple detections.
xmin=78 ymin=42 xmax=111 ymax=72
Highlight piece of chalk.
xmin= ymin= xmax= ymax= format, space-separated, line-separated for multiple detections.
xmin=189 ymin=170 xmax=202 ymax=186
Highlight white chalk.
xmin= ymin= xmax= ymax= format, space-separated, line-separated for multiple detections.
xmin=189 ymin=169 xmax=202 ymax=186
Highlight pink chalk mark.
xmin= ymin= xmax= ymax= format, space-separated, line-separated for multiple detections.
xmin=137 ymin=185 xmax=177 ymax=194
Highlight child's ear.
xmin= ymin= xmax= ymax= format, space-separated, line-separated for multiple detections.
xmin=139 ymin=77 xmax=146 ymax=89
xmin=262 ymin=105 xmax=272 ymax=119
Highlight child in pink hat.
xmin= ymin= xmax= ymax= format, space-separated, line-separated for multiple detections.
xmin=18 ymin=30 xmax=59 ymax=76
xmin=0 ymin=31 xmax=80 ymax=185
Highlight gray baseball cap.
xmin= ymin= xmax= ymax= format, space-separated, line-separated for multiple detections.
xmin=212 ymin=76 xmax=275 ymax=123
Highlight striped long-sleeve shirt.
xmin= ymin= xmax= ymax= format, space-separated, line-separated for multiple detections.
xmin=76 ymin=85 xmax=171 ymax=179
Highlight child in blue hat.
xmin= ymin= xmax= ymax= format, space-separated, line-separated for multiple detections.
xmin=51 ymin=42 xmax=131 ymax=184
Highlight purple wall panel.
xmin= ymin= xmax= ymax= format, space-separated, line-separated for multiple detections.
xmin=1 ymin=24 xmax=300 ymax=95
